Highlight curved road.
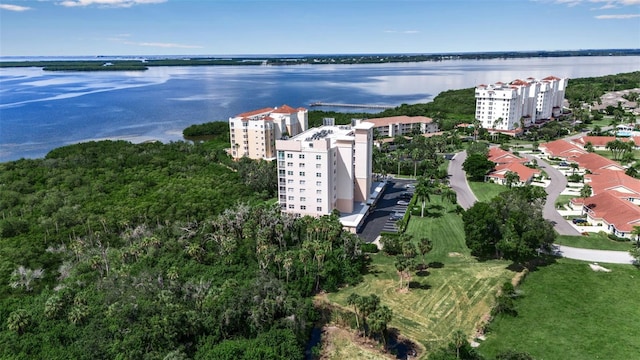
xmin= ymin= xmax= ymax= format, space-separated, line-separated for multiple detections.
xmin=449 ymin=151 xmax=635 ymax=264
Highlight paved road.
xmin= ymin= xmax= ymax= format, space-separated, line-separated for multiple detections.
xmin=449 ymin=150 xmax=635 ymax=264
xmin=448 ymin=151 xmax=477 ymax=210
xmin=523 ymin=155 xmax=581 ymax=236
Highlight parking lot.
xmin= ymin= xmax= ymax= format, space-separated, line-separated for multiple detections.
xmin=358 ymin=178 xmax=416 ymax=243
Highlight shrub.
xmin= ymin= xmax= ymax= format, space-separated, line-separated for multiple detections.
xmin=360 ymin=243 xmax=379 ymax=253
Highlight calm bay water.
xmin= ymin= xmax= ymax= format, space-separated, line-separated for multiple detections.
xmin=1 ymin=56 xmax=639 ymax=162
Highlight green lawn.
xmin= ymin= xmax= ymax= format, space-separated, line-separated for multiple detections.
xmin=328 ymin=196 xmax=514 ymax=356
xmin=478 ymin=259 xmax=640 ymax=360
xmin=554 ymin=194 xmax=575 ymax=207
xmin=555 ymin=234 xmax=635 ymax=251
xmin=468 ymin=181 xmax=508 ymax=203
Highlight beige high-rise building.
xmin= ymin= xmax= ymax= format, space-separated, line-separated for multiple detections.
xmin=229 ymin=105 xmax=308 ymax=160
xmin=275 ymin=121 xmax=374 ymax=217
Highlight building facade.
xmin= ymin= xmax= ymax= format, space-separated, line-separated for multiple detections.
xmin=275 ymin=121 xmax=374 ymax=217
xmin=229 ymin=105 xmax=308 ymax=160
xmin=363 ymin=116 xmax=438 ymax=137
xmin=475 ymin=76 xmax=568 ymax=131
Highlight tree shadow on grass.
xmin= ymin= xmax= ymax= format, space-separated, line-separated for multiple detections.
xmin=386 ymin=328 xmax=420 ymax=360
xmin=408 ymin=281 xmax=432 ymax=290
xmin=428 ymin=261 xmax=445 ymax=268
xmin=505 ymin=254 xmax=558 ymax=273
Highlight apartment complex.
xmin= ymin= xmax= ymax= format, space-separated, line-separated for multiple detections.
xmin=363 ymin=115 xmax=438 ymax=137
xmin=275 ymin=121 xmax=375 ymax=218
xmin=229 ymin=105 xmax=308 ymax=160
xmin=475 ymin=76 xmax=568 ymax=131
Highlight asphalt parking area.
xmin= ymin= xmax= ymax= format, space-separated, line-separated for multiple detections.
xmin=358 ymin=179 xmax=416 ymax=243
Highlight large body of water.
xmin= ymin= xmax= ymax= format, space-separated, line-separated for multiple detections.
xmin=1 ymin=56 xmax=638 ymax=162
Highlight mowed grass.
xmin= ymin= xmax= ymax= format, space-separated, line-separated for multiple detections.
xmin=329 ymin=196 xmax=514 ymax=355
xmin=555 ymin=234 xmax=635 ymax=251
xmin=467 ymin=181 xmax=508 ymax=203
xmin=478 ymin=259 xmax=640 ymax=360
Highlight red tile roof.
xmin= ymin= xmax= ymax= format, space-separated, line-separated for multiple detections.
xmin=586 ymin=169 xmax=640 ymax=198
xmin=572 ymin=136 xmax=637 ymax=148
xmin=487 ymin=147 xmax=527 ymax=164
xmin=540 ymin=139 xmax=586 ymax=159
xmin=272 ymin=104 xmax=303 ymax=114
xmin=364 ymin=116 xmax=433 ymax=128
xmin=236 ymin=107 xmax=274 ymax=118
xmin=543 ymin=75 xmax=561 ymax=81
xmin=574 ymin=153 xmax=624 ymax=171
xmin=487 ymin=162 xmax=540 ymax=182
xmin=577 ymin=192 xmax=640 ymax=233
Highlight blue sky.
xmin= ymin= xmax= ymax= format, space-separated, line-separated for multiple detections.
xmin=1 ymin=0 xmax=639 ymax=56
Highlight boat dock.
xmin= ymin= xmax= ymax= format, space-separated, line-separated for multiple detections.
xmin=310 ymin=102 xmax=394 ymax=110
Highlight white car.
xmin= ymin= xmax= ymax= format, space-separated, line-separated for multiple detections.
xmin=397 ymin=200 xmax=410 ymax=206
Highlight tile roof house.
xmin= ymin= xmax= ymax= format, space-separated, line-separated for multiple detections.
xmin=573 ymin=153 xmax=625 ymax=172
xmin=539 ymin=139 xmax=586 ymax=159
xmin=487 ymin=147 xmax=528 ymax=164
xmin=486 ymin=162 xmax=541 ymax=186
xmin=571 ymin=136 xmax=639 ymax=150
xmin=571 ymin=192 xmax=640 ymax=238
xmin=585 ymin=169 xmax=640 ymax=204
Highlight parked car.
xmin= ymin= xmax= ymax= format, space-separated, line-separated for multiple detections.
xmin=397 ymin=200 xmax=410 ymax=206
xmin=399 ymin=192 xmax=412 ymax=199
xmin=572 ymin=218 xmax=588 ymax=224
xmin=405 ymin=184 xmax=416 ymax=189
xmin=389 ymin=214 xmax=404 ymax=221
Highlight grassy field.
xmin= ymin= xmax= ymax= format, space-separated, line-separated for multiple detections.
xmin=468 ymin=181 xmax=508 ymax=203
xmin=478 ymin=259 xmax=640 ymax=360
xmin=328 ymin=196 xmax=514 ymax=357
xmin=555 ymin=233 xmax=635 ymax=251
xmin=555 ymin=194 xmax=576 ymax=207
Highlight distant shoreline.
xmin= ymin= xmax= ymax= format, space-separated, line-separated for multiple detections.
xmin=2 ymin=49 xmax=639 ymax=71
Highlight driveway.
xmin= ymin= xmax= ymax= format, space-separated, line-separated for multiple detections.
xmin=523 ymin=154 xmax=581 ymax=236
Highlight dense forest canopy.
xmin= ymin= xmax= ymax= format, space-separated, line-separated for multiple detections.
xmin=0 ymin=140 xmax=368 ymax=359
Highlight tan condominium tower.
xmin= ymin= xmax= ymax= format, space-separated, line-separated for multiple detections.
xmin=275 ymin=121 xmax=374 ymax=217
xmin=229 ymin=105 xmax=308 ymax=160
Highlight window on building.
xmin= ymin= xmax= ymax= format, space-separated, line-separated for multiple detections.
xmin=288 ymin=204 xmax=295 ymax=209
xmin=287 ymin=171 xmax=293 ymax=176
xmin=288 ymin=188 xmax=294 ymax=193
xmin=300 ymin=197 xmax=306 ymax=202
xmin=287 ymin=153 xmax=293 ymax=158
xmin=288 ymin=196 xmax=294 ymax=201
xmin=300 ymin=180 xmax=306 ymax=185
xmin=316 ymin=173 xmax=322 ymax=177
xmin=299 ymin=154 xmax=305 ymax=159
xmin=299 ymin=171 xmax=305 ymax=176
xmin=300 ymin=189 xmax=305 ymax=193
xmin=316 ymin=164 xmax=321 ymax=169
xmin=316 ymin=207 xmax=322 ymax=212
xmin=287 ymin=162 xmax=293 ymax=167
xmin=299 ymin=163 xmax=305 ymax=168
xmin=317 ymin=198 xmax=322 ymax=203
xmin=287 ymin=179 xmax=294 ymax=184
xmin=316 ymin=181 xmax=322 ymax=186
xmin=300 ymin=205 xmax=306 ymax=210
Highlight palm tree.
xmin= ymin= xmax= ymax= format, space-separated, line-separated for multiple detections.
xmin=7 ymin=309 xmax=31 ymax=335
xmin=580 ymin=184 xmax=592 ymax=199
xmin=347 ymin=293 xmax=361 ymax=331
xmin=452 ymin=329 xmax=467 ymax=359
xmin=504 ymin=170 xmax=520 ymax=189
xmin=414 ymin=177 xmax=432 ymax=217
xmin=631 ymin=225 xmax=640 ymax=247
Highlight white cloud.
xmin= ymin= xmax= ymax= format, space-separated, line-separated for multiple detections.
xmin=58 ymin=0 xmax=167 ymax=8
xmin=0 ymin=4 xmax=32 ymax=11
xmin=549 ymin=0 xmax=640 ymax=5
xmin=595 ymin=13 xmax=640 ymax=18
xmin=124 ymin=41 xmax=203 ymax=49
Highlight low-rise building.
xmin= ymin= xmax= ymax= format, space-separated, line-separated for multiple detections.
xmin=570 ymin=192 xmax=640 ymax=239
xmin=486 ymin=162 xmax=541 ymax=186
xmin=539 ymin=139 xmax=587 ymax=160
xmin=363 ymin=115 xmax=438 ymax=138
